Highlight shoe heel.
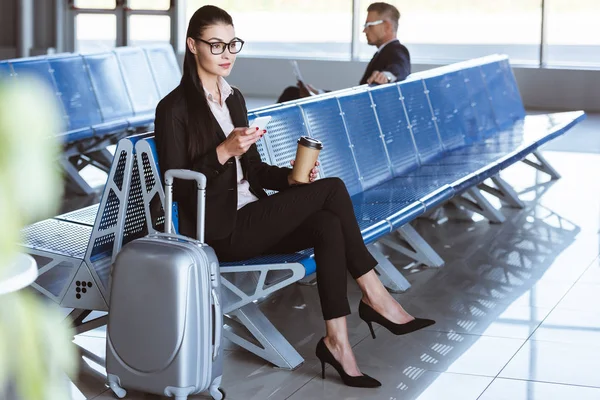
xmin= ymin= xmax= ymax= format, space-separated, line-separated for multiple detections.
xmin=366 ymin=321 xmax=376 ymax=339
xmin=320 ymin=360 xmax=325 ymax=379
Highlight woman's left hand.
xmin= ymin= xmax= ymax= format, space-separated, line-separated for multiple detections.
xmin=288 ymin=160 xmax=319 ymax=185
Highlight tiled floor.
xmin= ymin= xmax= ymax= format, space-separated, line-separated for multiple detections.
xmin=65 ymin=111 xmax=600 ymax=400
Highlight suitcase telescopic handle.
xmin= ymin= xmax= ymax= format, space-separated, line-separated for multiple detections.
xmin=164 ymin=169 xmax=207 ymax=242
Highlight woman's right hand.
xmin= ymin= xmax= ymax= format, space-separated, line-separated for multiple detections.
xmin=217 ymin=127 xmax=265 ymax=164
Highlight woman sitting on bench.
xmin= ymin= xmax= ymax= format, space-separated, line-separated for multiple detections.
xmin=154 ymin=5 xmax=435 ymax=389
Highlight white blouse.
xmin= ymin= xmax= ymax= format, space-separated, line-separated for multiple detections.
xmin=204 ymin=77 xmax=259 ymax=210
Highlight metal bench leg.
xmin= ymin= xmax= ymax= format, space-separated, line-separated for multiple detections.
xmin=297 ymin=274 xmax=317 ymax=286
xmin=453 ymin=187 xmax=506 ymax=224
xmin=367 ymin=243 xmax=411 ymax=293
xmin=66 ymin=308 xmax=109 ymax=336
xmin=224 ymin=302 xmax=304 ymax=370
xmin=60 ymin=157 xmax=95 ymax=196
xmin=522 ymin=150 xmax=561 ymax=180
xmin=86 ymin=148 xmax=114 ymax=172
xmin=478 ymin=175 xmax=525 ymax=209
xmin=378 ymin=224 xmax=445 ymax=268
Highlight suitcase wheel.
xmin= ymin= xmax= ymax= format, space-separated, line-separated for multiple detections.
xmin=107 ymin=374 xmax=127 ymax=398
xmin=210 ymin=387 xmax=225 ymax=400
xmin=110 ymin=385 xmax=126 ymax=398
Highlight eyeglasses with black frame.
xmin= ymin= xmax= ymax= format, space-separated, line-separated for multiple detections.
xmin=197 ymin=38 xmax=245 ymax=55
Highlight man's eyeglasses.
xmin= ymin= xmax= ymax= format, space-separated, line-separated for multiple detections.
xmin=197 ymin=38 xmax=245 ymax=55
xmin=363 ymin=20 xmax=384 ymax=29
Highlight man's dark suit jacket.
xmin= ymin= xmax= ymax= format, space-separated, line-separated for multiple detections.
xmin=154 ymin=85 xmax=291 ymax=241
xmin=359 ymin=39 xmax=411 ymax=85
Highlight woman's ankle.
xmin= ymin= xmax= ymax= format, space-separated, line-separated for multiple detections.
xmin=361 ymin=290 xmax=388 ymax=309
xmin=325 ymin=334 xmax=346 ymax=348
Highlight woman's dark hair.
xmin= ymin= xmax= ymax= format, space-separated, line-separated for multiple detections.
xmin=182 ymin=5 xmax=234 ymax=160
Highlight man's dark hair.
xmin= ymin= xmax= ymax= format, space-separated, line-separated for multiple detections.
xmin=367 ymin=2 xmax=400 ymax=32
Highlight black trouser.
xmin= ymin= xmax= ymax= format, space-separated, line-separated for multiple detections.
xmin=209 ymin=178 xmax=377 ymax=320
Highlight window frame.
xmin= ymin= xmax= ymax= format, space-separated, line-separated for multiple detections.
xmin=65 ymin=0 xmax=176 ymax=53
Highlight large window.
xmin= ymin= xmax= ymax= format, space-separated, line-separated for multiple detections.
xmin=75 ymin=14 xmax=117 ymax=53
xmin=545 ymin=0 xmax=600 ymax=67
xmin=66 ymin=0 xmax=600 ymax=70
xmin=70 ymin=0 xmax=171 ymax=53
xmin=186 ymin=1 xmax=353 ymax=60
xmin=128 ymin=15 xmax=171 ymax=48
xmin=357 ymin=0 xmax=542 ymax=65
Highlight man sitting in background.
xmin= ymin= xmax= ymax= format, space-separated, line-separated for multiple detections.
xmin=277 ymin=2 xmax=410 ymax=103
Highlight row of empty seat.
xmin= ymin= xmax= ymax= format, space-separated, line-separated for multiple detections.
xmin=0 ymin=44 xmax=180 ymax=194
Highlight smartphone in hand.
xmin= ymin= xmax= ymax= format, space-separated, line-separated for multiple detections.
xmin=248 ymin=116 xmax=272 ymax=132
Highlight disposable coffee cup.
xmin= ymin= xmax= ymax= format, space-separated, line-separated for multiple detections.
xmin=291 ymin=136 xmax=323 ymax=183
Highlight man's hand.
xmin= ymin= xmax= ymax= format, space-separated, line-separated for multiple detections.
xmin=298 ymin=81 xmax=320 ymax=98
xmin=367 ymin=70 xmax=392 ymax=85
xmin=216 ymin=127 xmax=266 ymax=164
xmin=288 ymin=160 xmax=319 ymax=185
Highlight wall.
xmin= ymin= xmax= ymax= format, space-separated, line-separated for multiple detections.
xmin=33 ymin=0 xmax=58 ymax=55
xmin=0 ymin=0 xmax=17 ymax=59
xmin=0 ymin=0 xmax=57 ymax=59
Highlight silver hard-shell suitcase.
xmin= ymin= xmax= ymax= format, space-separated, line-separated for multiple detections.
xmin=106 ymin=170 xmax=225 ymax=400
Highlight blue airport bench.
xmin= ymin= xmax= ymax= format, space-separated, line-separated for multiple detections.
xmin=113 ymin=47 xmax=160 ymax=128
xmin=143 ymin=44 xmax=181 ymax=98
xmin=1 ymin=45 xmax=181 ymax=196
xmin=0 ymin=60 xmax=13 ymax=77
xmin=20 ymin=54 xmax=585 ymax=372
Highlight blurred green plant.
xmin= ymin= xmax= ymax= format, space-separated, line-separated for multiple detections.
xmin=0 ymin=76 xmax=78 ymax=399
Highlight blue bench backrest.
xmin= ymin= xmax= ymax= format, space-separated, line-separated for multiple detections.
xmin=48 ymin=55 xmax=103 ymax=132
xmin=83 ymin=52 xmax=133 ymax=122
xmin=423 ymin=70 xmax=473 ymax=151
xmin=10 ymin=58 xmax=57 ymax=91
xmin=0 ymin=61 xmax=12 ymax=78
xmin=9 ymin=57 xmax=68 ymax=124
xmin=480 ymin=59 xmax=525 ymax=128
xmin=463 ymin=66 xmax=497 ymax=140
xmin=114 ymin=47 xmax=160 ymax=115
xmin=254 ymin=104 xmax=308 ymax=168
xmin=399 ymin=78 xmax=444 ymax=163
xmin=300 ymin=97 xmax=362 ymax=196
xmin=337 ymin=90 xmax=392 ymax=190
xmin=245 ymin=112 xmax=272 ymax=165
xmin=143 ymin=44 xmax=181 ymax=98
xmin=369 ymin=84 xmax=420 ymax=177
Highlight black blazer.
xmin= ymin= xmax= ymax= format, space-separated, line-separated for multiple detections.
xmin=359 ymin=40 xmax=411 ymax=85
xmin=154 ymin=85 xmax=291 ymax=241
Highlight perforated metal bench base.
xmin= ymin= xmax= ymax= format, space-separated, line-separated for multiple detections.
xmin=56 ymin=204 xmax=100 ymax=226
xmin=21 ymin=219 xmax=91 ymax=259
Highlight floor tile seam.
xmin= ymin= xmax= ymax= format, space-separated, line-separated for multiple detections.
xmin=88 ymin=388 xmax=110 ymax=399
xmin=475 ymin=377 xmax=497 ymax=400
xmin=489 ymin=375 xmax=600 ymax=390
xmin=529 ymin=249 xmax=600 ymax=333
xmin=492 ymin=257 xmax=597 ymax=381
xmin=283 ymin=373 xmax=321 ymax=400
xmin=525 ymin=335 xmax=600 ymax=348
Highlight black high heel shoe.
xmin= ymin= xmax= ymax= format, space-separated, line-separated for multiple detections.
xmin=359 ymin=301 xmax=435 ymax=339
xmin=315 ymin=338 xmax=381 ymax=388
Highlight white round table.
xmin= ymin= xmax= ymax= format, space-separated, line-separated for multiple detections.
xmin=0 ymin=253 xmax=37 ymax=295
